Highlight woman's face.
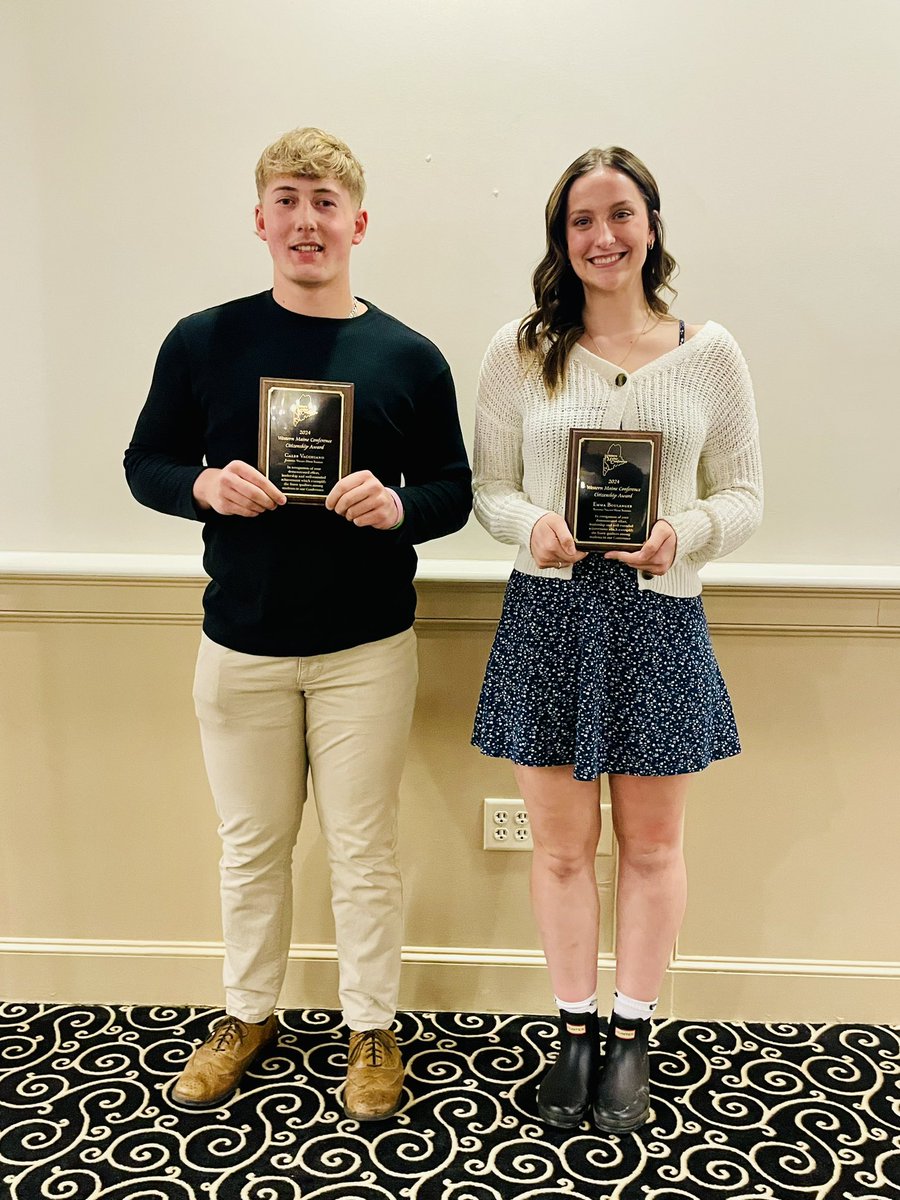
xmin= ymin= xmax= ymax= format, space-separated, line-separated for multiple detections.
xmin=565 ymin=167 xmax=652 ymax=300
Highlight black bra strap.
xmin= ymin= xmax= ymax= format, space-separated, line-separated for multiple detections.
xmin=678 ymin=319 xmax=685 ymax=345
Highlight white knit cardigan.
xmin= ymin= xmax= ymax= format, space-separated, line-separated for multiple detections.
xmin=473 ymin=320 xmax=763 ymax=597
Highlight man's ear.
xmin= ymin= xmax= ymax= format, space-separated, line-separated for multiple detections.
xmin=352 ymin=209 xmax=369 ymax=246
xmin=254 ymin=204 xmax=268 ymax=242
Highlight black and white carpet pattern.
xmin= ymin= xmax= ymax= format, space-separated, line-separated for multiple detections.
xmin=1 ymin=1004 xmax=898 ymax=1199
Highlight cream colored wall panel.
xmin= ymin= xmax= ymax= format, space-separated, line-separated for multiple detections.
xmin=669 ymin=964 xmax=900 ymax=1025
xmin=414 ymin=581 xmax=503 ymax=625
xmin=3 ymin=619 xmax=218 ymax=938
xmin=681 ymin=633 xmax=900 ymax=964
xmin=0 ymin=577 xmax=204 ymax=620
xmin=2 ymin=574 xmax=899 ymax=1020
xmin=0 ymin=949 xmax=223 ymax=1008
xmin=702 ymin=589 xmax=885 ymax=631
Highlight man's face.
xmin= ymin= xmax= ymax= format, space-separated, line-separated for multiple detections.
xmin=254 ymin=175 xmax=367 ymax=295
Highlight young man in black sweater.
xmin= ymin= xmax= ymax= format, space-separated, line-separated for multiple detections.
xmin=125 ymin=127 xmax=471 ymax=1120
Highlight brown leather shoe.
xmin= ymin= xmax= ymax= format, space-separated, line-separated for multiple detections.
xmin=343 ymin=1028 xmax=405 ymax=1121
xmin=171 ymin=1014 xmax=278 ymax=1108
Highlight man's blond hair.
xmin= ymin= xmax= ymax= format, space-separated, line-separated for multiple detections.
xmin=255 ymin=127 xmax=366 ymax=208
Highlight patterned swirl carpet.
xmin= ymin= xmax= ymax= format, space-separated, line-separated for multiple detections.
xmin=1 ymin=1003 xmax=898 ymax=1199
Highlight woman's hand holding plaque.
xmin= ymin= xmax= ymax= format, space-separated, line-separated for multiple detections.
xmin=604 ymin=518 xmax=677 ymax=577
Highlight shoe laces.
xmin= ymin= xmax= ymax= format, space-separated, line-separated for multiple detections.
xmin=208 ymin=1015 xmax=248 ymax=1053
xmin=349 ymin=1028 xmax=394 ymax=1067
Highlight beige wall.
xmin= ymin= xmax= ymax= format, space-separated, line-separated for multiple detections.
xmin=2 ymin=570 xmax=898 ymax=1022
xmin=2 ymin=0 xmax=900 ymax=565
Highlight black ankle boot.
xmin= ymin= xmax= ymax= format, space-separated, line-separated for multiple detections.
xmin=592 ymin=1012 xmax=651 ymax=1132
xmin=537 ymin=1009 xmax=598 ymax=1128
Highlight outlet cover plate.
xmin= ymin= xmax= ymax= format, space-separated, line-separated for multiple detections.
xmin=483 ymin=798 xmax=531 ymax=850
xmin=483 ymin=798 xmax=613 ymax=854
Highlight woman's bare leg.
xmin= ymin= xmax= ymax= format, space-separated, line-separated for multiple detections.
xmin=609 ymin=772 xmax=689 ymax=1000
xmin=514 ymin=764 xmax=602 ymax=1000
xmin=515 ymin=763 xmax=603 ymax=1127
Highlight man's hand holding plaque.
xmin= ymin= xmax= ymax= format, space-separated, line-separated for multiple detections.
xmin=193 ymin=460 xmax=286 ymax=517
xmin=326 ymin=470 xmax=401 ymax=530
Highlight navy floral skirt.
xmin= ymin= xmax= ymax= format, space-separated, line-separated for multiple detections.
xmin=472 ymin=556 xmax=740 ymax=780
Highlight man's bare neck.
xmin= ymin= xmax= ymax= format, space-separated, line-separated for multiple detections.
xmin=271 ymin=281 xmax=358 ymax=319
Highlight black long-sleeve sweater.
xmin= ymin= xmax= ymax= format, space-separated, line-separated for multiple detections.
xmin=125 ymin=291 xmax=472 ymax=655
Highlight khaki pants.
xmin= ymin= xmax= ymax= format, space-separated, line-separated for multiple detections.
xmin=192 ymin=627 xmax=418 ymax=1030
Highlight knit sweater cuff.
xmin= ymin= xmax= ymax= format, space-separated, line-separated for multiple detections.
xmin=666 ymin=507 xmax=715 ymax=563
xmin=473 ymin=489 xmax=550 ymax=550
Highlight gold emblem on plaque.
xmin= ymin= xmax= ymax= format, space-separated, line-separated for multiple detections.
xmin=290 ymin=394 xmax=318 ymax=427
xmin=602 ymin=444 xmax=628 ymax=476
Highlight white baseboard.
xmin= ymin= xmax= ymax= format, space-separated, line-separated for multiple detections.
xmin=2 ymin=939 xmax=898 ymax=1023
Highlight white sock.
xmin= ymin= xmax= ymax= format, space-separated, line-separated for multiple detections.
xmin=613 ymin=990 xmax=657 ymax=1022
xmin=554 ymin=993 xmax=598 ymax=1015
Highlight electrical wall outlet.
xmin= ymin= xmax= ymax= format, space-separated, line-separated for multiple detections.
xmin=483 ymin=798 xmax=614 ymax=855
xmin=483 ymin=799 xmax=532 ymax=851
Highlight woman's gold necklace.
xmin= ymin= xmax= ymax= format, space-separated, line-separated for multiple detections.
xmin=588 ymin=309 xmax=656 ymax=370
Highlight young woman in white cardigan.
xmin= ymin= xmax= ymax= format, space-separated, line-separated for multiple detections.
xmin=472 ymin=147 xmax=763 ymax=1132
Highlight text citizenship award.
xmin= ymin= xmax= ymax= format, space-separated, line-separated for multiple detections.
xmin=258 ymin=378 xmax=354 ymax=503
